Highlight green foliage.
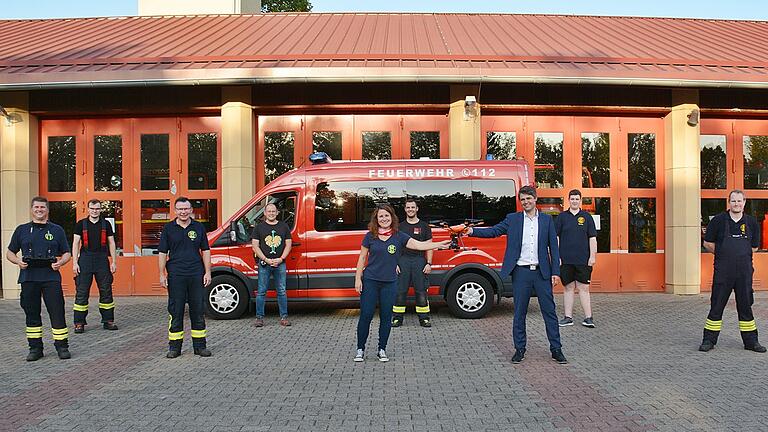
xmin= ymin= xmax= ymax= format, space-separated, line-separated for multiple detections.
xmin=261 ymin=0 xmax=313 ymax=12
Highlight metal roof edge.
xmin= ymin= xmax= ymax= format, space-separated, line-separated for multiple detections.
xmin=3 ymin=74 xmax=768 ymax=91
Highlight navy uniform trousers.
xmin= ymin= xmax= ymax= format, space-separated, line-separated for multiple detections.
xmin=511 ymin=265 xmax=562 ymax=352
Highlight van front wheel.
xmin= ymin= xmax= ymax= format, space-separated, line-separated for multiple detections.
xmin=206 ymin=275 xmax=249 ymax=320
xmin=446 ymin=273 xmax=494 ymax=319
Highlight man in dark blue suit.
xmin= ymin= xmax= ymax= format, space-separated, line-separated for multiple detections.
xmin=467 ymin=185 xmax=567 ymax=364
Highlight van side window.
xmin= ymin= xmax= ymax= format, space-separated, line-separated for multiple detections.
xmin=313 ymin=179 xmax=517 ymax=231
xmin=404 ymin=180 xmax=472 ymax=224
xmin=315 ymin=181 xmax=406 ymax=232
xmin=233 ymin=191 xmax=297 ymax=244
xmin=471 ymin=180 xmax=517 ymax=225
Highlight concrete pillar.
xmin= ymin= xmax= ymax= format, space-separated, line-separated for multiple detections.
xmin=221 ymin=86 xmax=255 ymax=221
xmin=0 ymin=92 xmax=39 ymax=299
xmin=448 ymin=85 xmax=481 ymax=160
xmin=664 ymin=102 xmax=701 ymax=295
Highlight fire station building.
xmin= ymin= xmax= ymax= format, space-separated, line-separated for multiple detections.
xmin=1 ymin=11 xmax=768 ymax=299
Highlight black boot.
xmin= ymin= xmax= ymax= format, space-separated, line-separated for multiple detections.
xmin=26 ymin=348 xmax=44 ymax=362
xmin=56 ymin=347 xmax=71 ymax=360
xmin=194 ymin=347 xmax=212 ymax=357
xmin=103 ymin=321 xmax=118 ymax=330
xmin=699 ymin=340 xmax=715 ymax=352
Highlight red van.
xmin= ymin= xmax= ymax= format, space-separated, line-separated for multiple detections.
xmin=205 ymin=155 xmax=533 ymax=320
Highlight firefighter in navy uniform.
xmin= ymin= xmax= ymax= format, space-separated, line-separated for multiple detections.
xmin=392 ymin=199 xmax=434 ymax=327
xmin=158 ymin=197 xmax=213 ymax=358
xmin=700 ymin=190 xmax=766 ymax=353
xmin=72 ymin=199 xmax=118 ymax=333
xmin=5 ymin=196 xmax=72 ymax=361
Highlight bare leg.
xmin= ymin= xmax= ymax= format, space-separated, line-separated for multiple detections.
xmin=576 ymin=282 xmax=592 ymax=317
xmin=563 ymin=282 xmax=576 ymax=317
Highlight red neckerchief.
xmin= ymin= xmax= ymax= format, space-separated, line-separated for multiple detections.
xmin=378 ymin=228 xmax=393 ymax=236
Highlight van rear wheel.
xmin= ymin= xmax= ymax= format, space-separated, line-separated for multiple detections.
xmin=206 ymin=275 xmax=249 ymax=320
xmin=446 ymin=273 xmax=494 ymax=319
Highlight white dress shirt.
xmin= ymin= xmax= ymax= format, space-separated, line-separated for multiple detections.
xmin=516 ymin=210 xmax=539 ymax=266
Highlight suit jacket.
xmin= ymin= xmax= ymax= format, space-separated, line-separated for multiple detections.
xmin=472 ymin=211 xmax=560 ymax=279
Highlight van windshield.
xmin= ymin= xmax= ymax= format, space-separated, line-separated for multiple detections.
xmin=233 ymin=191 xmax=297 ymax=244
xmin=314 ymin=179 xmax=516 ymax=232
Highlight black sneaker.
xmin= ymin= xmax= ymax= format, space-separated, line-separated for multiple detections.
xmin=166 ymin=349 xmax=181 ymax=359
xmin=698 ymin=340 xmax=715 ymax=352
xmin=391 ymin=318 xmax=402 ymax=328
xmin=558 ymin=317 xmax=574 ymax=327
xmin=419 ymin=319 xmax=432 ymax=328
xmin=745 ymin=343 xmax=767 ymax=353
xmin=551 ymin=349 xmax=568 ymax=364
xmin=511 ymin=349 xmax=525 ymax=364
xmin=103 ymin=321 xmax=118 ymax=331
xmin=194 ymin=348 xmax=212 ymax=357
xmin=56 ymin=347 xmax=72 ymax=360
xmin=26 ymin=349 xmax=44 ymax=362
xmin=581 ymin=317 xmax=595 ymax=328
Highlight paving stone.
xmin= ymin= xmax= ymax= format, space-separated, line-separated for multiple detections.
xmin=0 ymin=293 xmax=766 ymax=431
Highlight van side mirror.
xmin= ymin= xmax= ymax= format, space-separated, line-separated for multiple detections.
xmin=229 ymin=226 xmax=237 ymax=243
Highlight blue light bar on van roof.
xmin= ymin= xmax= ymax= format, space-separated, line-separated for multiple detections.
xmin=309 ymin=152 xmax=333 ymax=164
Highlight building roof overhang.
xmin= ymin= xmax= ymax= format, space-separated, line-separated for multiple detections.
xmin=2 ymin=13 xmax=767 ymax=90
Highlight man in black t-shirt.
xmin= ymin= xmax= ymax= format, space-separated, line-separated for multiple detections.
xmin=6 ymin=196 xmax=72 ymax=361
xmin=555 ymin=189 xmax=597 ymax=328
xmin=72 ymin=199 xmax=118 ymax=333
xmin=392 ymin=199 xmax=434 ymax=327
xmin=158 ymin=197 xmax=212 ymax=358
xmin=699 ymin=190 xmax=765 ymax=353
xmin=251 ymin=203 xmax=293 ymax=327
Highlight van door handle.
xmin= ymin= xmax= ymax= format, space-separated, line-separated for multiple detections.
xmin=292 ymin=242 xmax=301 ymax=246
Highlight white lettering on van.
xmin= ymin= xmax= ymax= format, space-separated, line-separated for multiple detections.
xmin=415 ymin=169 xmax=426 ymax=177
xmin=446 ymin=169 xmax=454 ymax=177
xmin=406 ymin=169 xmax=414 ymax=177
xmin=427 ymin=169 xmax=434 ymax=177
xmin=369 ymin=170 xmax=376 ymax=178
xmin=396 ymin=169 xmax=404 ymax=177
xmin=386 ymin=169 xmax=395 ymax=177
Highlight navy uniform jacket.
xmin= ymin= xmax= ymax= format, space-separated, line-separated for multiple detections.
xmin=471 ymin=211 xmax=561 ymax=279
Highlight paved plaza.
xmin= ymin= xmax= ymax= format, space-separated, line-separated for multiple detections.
xmin=1 ymin=292 xmax=767 ymax=432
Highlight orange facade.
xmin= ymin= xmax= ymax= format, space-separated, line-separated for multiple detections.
xmin=41 ymin=117 xmax=221 ymax=296
xmin=38 ymin=113 xmax=768 ymax=295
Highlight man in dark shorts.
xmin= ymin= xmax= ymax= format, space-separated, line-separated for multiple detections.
xmin=392 ymin=198 xmax=434 ymax=327
xmin=699 ymin=189 xmax=765 ymax=353
xmin=556 ymin=189 xmax=597 ymax=328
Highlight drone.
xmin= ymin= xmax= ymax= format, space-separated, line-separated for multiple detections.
xmin=429 ymin=219 xmax=483 ymax=251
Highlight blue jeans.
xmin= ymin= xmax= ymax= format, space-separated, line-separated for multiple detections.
xmin=356 ymin=278 xmax=397 ymax=351
xmin=255 ymin=262 xmax=288 ymax=319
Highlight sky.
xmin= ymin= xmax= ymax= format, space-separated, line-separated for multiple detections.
xmin=2 ymin=0 xmax=768 ymax=20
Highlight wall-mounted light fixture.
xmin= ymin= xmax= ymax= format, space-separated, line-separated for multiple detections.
xmin=687 ymin=108 xmax=700 ymax=127
xmin=464 ymin=95 xmax=478 ymax=121
xmin=0 ymin=105 xmax=23 ymax=126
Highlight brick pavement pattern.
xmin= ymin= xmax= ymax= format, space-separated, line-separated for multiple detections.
xmin=0 ymin=292 xmax=767 ymax=432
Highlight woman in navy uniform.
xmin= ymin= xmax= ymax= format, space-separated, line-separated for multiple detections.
xmin=353 ymin=204 xmax=450 ymax=362
xmin=700 ymin=190 xmax=765 ymax=353
xmin=6 ymin=196 xmax=72 ymax=361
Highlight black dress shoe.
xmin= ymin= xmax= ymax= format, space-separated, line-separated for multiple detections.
xmin=511 ymin=349 xmax=526 ymax=364
xmin=551 ymin=349 xmax=568 ymax=364
xmin=103 ymin=321 xmax=118 ymax=331
xmin=74 ymin=324 xmax=85 ymax=334
xmin=166 ymin=349 xmax=181 ymax=359
xmin=194 ymin=348 xmax=212 ymax=357
xmin=419 ymin=319 xmax=432 ymax=328
xmin=745 ymin=343 xmax=767 ymax=353
xmin=26 ymin=349 xmax=44 ymax=362
xmin=56 ymin=347 xmax=72 ymax=360
xmin=699 ymin=340 xmax=715 ymax=352
xmin=391 ymin=318 xmax=402 ymax=328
